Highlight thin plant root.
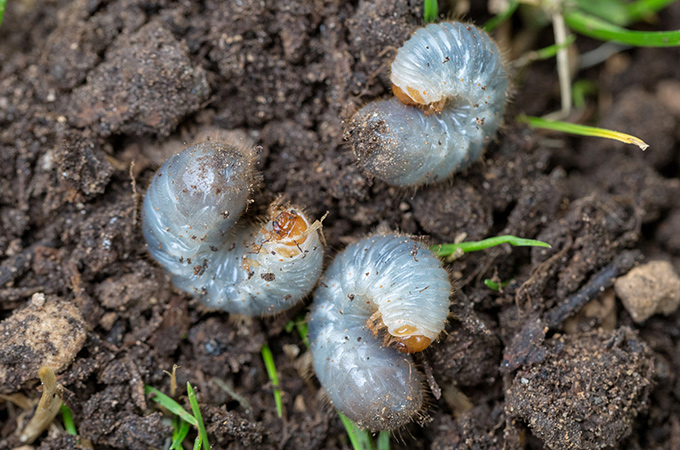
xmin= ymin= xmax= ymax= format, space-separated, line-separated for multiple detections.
xmin=19 ymin=366 xmax=63 ymax=444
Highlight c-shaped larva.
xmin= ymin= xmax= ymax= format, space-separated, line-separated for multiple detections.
xmin=142 ymin=142 xmax=324 ymax=316
xmin=308 ymin=234 xmax=451 ymax=430
xmin=346 ymin=22 xmax=509 ymax=187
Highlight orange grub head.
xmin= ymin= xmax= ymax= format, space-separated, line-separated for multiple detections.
xmin=392 ymin=334 xmax=432 ymax=353
xmin=391 ymin=324 xmax=432 ymax=353
xmin=392 ymin=84 xmax=446 ymax=114
xmin=271 ymin=210 xmax=309 ymax=246
xmin=366 ymin=312 xmax=433 ymax=354
xmin=392 ymin=83 xmax=422 ymax=106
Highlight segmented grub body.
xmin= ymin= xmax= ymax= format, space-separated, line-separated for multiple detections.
xmin=346 ymin=22 xmax=509 ymax=186
xmin=142 ymin=142 xmax=324 ymax=315
xmin=308 ymin=234 xmax=451 ymax=430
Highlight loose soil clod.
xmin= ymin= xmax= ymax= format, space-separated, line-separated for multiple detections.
xmin=67 ymin=21 xmax=210 ymax=137
xmin=0 ymin=294 xmax=86 ymax=394
xmin=506 ymin=328 xmax=654 ymax=450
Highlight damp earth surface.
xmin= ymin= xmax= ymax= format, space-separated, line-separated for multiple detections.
xmin=1 ymin=1 xmax=680 ymax=449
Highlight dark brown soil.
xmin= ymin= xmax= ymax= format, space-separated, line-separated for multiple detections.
xmin=1 ymin=1 xmax=680 ymax=449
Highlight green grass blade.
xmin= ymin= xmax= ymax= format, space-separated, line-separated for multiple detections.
xmin=534 ymin=34 xmax=576 ymax=60
xmin=432 ymin=235 xmax=551 ymax=257
xmin=572 ymin=80 xmax=597 ymax=109
xmin=565 ymin=10 xmax=680 ymax=47
xmin=60 ymin=404 xmax=77 ymax=436
xmin=424 ymin=0 xmax=438 ymax=23
xmin=625 ymin=0 xmax=677 ymax=23
xmin=170 ymin=420 xmax=191 ymax=450
xmin=193 ymin=435 xmax=202 ymax=450
xmin=285 ymin=316 xmax=311 ymax=349
xmin=484 ymin=279 xmax=501 ymax=291
xmin=0 ymin=0 xmax=6 ymax=29
xmin=284 ymin=320 xmax=295 ymax=333
xmin=513 ymin=34 xmax=577 ymax=68
xmin=296 ymin=321 xmax=310 ymax=349
xmin=171 ymin=417 xmax=180 ymax=442
xmin=484 ymin=0 xmax=518 ymax=32
xmin=574 ymin=0 xmax=631 ymax=26
xmin=518 ymin=115 xmax=649 ymax=150
xmin=377 ymin=430 xmax=390 ymax=450
xmin=338 ymin=411 xmax=374 ymax=450
xmin=145 ymin=385 xmax=198 ymax=426
xmin=187 ymin=383 xmax=210 ymax=450
xmin=576 ymin=0 xmax=676 ymax=25
xmin=261 ymin=343 xmax=283 ymax=417
xmin=484 ymin=279 xmax=513 ymax=291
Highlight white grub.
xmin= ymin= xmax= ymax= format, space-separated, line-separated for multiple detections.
xmin=142 ymin=141 xmax=324 ymax=316
xmin=308 ymin=234 xmax=451 ymax=431
xmin=346 ymin=22 xmax=509 ymax=187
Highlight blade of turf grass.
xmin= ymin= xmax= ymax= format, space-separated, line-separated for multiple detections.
xmin=625 ymin=0 xmax=677 ymax=23
xmin=339 ymin=411 xmax=374 ymax=450
xmin=296 ymin=321 xmax=310 ymax=349
xmin=187 ymin=382 xmax=210 ymax=450
xmin=261 ymin=343 xmax=283 ymax=417
xmin=171 ymin=417 xmax=180 ymax=443
xmin=484 ymin=0 xmax=518 ymax=32
xmin=512 ymin=35 xmax=577 ymax=68
xmin=424 ymin=0 xmax=438 ymax=23
xmin=145 ymin=385 xmax=198 ymax=426
xmin=293 ymin=318 xmax=309 ymax=348
xmin=432 ymin=235 xmax=551 ymax=257
xmin=574 ymin=0 xmax=632 ymax=26
xmin=485 ymin=279 xmax=501 ymax=291
xmin=571 ymin=80 xmax=597 ymax=109
xmin=534 ymin=34 xmax=576 ymax=60
xmin=0 ymin=0 xmax=6 ymax=28
xmin=377 ymin=430 xmax=390 ymax=450
xmin=565 ymin=10 xmax=680 ymax=47
xmin=285 ymin=315 xmax=310 ymax=349
xmin=518 ymin=115 xmax=649 ymax=150
xmin=60 ymin=404 xmax=77 ymax=436
xmin=575 ymin=0 xmax=676 ymax=26
xmin=484 ymin=279 xmax=512 ymax=291
xmin=170 ymin=419 xmax=191 ymax=450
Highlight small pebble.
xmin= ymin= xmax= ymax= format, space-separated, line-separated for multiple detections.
xmin=614 ymin=260 xmax=680 ymax=323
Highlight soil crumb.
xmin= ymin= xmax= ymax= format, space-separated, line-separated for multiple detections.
xmin=66 ymin=21 xmax=210 ymax=137
xmin=615 ymin=260 xmax=680 ymax=323
xmin=0 ymin=294 xmax=86 ymax=394
xmin=506 ymin=327 xmax=654 ymax=450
